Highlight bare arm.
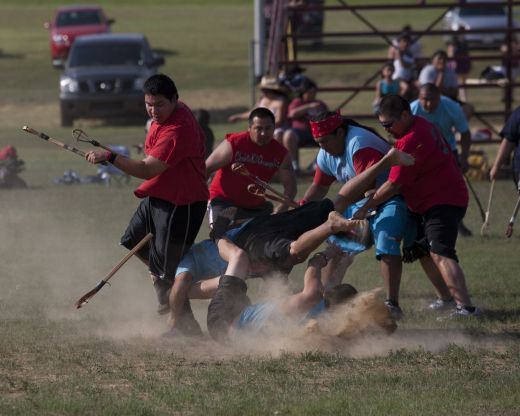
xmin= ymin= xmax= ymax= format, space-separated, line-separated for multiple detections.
xmin=205 ymin=140 xmax=233 ymax=177
xmin=279 ymin=252 xmax=327 ymax=317
xmin=303 ymin=182 xmax=331 ymax=202
xmin=334 ymin=148 xmax=414 ymax=213
xmin=490 ymin=139 xmax=516 ymax=181
xmin=352 ymin=179 xmax=401 ymax=220
xmin=85 ymin=151 xmax=168 ymax=180
xmin=273 ymin=153 xmax=298 ymax=213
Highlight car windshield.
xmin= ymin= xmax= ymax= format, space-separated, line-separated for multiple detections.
xmin=69 ymin=42 xmax=145 ymax=67
xmin=459 ymin=6 xmax=505 ymax=17
xmin=56 ymin=10 xmax=103 ymax=27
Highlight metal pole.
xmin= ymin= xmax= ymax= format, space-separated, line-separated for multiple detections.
xmin=254 ymin=0 xmax=265 ymax=80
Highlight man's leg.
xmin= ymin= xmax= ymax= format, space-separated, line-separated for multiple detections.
xmin=166 ymin=272 xmax=202 ymax=336
xmin=282 ymin=129 xmax=300 ymax=172
xmin=419 ymin=256 xmax=455 ymax=309
xmin=380 ymin=254 xmax=402 ymax=317
xmin=288 ymin=212 xmax=367 ymax=264
xmin=430 ymin=253 xmax=473 ymax=307
xmin=423 ymin=205 xmax=479 ymax=316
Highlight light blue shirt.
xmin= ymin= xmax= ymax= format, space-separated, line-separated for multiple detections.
xmin=410 ymin=95 xmax=469 ymax=150
xmin=316 ymin=125 xmax=390 ymax=208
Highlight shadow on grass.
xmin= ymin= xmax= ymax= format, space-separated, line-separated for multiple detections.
xmin=0 ymin=51 xmax=24 ymax=59
xmin=152 ymin=48 xmax=177 ymax=57
xmin=481 ymin=308 xmax=520 ymax=323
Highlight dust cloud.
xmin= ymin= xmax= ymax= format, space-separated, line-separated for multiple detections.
xmin=1 ymin=196 xmax=510 ymax=361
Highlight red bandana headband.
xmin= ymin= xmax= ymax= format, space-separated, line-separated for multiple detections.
xmin=310 ymin=112 xmax=343 ymax=138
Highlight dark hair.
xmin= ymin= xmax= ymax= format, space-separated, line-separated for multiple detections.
xmin=298 ymin=78 xmax=318 ymax=98
xmin=311 ymin=111 xmax=388 ymax=142
xmin=382 ymin=62 xmax=395 ymax=72
xmin=432 ymin=49 xmax=448 ymax=61
xmin=398 ymin=34 xmax=411 ymax=43
xmin=419 ymin=82 xmax=440 ymax=97
xmin=377 ymin=94 xmax=411 ymax=119
xmin=143 ymin=74 xmax=178 ymax=101
xmin=324 ymin=283 xmax=358 ymax=308
xmin=248 ymin=107 xmax=275 ymax=125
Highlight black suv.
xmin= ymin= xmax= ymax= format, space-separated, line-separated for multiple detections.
xmin=59 ymin=33 xmax=164 ymax=126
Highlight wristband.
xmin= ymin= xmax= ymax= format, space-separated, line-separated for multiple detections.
xmin=107 ymin=152 xmax=117 ymax=164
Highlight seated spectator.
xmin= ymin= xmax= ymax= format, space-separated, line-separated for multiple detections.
xmin=418 ymin=50 xmax=459 ymax=100
xmin=447 ymin=28 xmax=472 ymax=101
xmin=373 ymin=62 xmax=402 ymax=112
xmin=387 ymin=25 xmax=423 ymax=70
xmin=281 ymin=78 xmax=328 ymax=174
xmin=389 ymin=34 xmax=417 ymax=100
xmin=228 ymin=75 xmax=289 ymax=142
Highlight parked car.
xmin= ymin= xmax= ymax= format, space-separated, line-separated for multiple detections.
xmin=44 ymin=4 xmax=115 ymax=68
xmin=443 ymin=0 xmax=518 ymax=48
xmin=58 ymin=33 xmax=164 ymax=126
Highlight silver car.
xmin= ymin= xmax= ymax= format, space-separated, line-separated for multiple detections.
xmin=444 ymin=0 xmax=517 ymax=48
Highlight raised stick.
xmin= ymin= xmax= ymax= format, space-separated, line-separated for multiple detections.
xmin=232 ymin=162 xmax=298 ymax=208
xmin=75 ymin=233 xmax=153 ymax=309
xmin=22 ymin=126 xmax=86 ymax=157
xmin=505 ymin=194 xmax=520 ymax=238
xmin=72 ymin=128 xmax=116 ymax=153
xmin=480 ymin=179 xmax=496 ymax=237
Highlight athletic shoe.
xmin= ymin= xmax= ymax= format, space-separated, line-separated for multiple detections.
xmin=428 ymin=298 xmax=456 ymax=311
xmin=448 ymin=305 xmax=482 ymax=318
xmin=384 ymin=299 xmax=403 ymax=321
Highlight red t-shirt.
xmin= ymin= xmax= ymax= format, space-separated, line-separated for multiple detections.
xmin=134 ymin=101 xmax=209 ymax=205
xmin=288 ymin=98 xmax=328 ymax=131
xmin=209 ymin=131 xmax=288 ymax=208
xmin=388 ymin=116 xmax=468 ymax=214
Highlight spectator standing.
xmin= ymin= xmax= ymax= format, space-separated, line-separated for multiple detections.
xmin=85 ymin=74 xmax=209 ymax=316
xmin=281 ymin=78 xmax=328 ymax=174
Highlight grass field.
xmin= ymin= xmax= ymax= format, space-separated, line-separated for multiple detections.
xmin=1 ymin=1 xmax=520 ymax=415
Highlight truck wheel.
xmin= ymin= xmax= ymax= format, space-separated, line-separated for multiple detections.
xmin=60 ymin=104 xmax=73 ymax=127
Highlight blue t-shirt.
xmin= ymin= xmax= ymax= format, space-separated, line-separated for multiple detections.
xmin=235 ymin=300 xmax=328 ymax=332
xmin=410 ymin=95 xmax=468 ymax=150
xmin=316 ymin=125 xmax=391 ymax=194
xmin=500 ymin=105 xmax=520 ymax=146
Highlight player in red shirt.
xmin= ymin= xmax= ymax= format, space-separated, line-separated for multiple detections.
xmin=86 ymin=74 xmax=209 ymax=330
xmin=206 ymin=107 xmax=296 ymax=228
xmin=354 ymin=94 xmax=480 ymax=318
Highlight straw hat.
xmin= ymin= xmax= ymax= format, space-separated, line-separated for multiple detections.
xmin=259 ymin=75 xmax=288 ymax=94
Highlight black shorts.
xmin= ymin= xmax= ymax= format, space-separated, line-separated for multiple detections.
xmin=208 ymin=197 xmax=273 ymax=227
xmin=230 ymin=199 xmax=334 ymax=271
xmin=120 ymin=197 xmax=207 ymax=279
xmin=415 ymin=205 xmax=466 ymax=262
